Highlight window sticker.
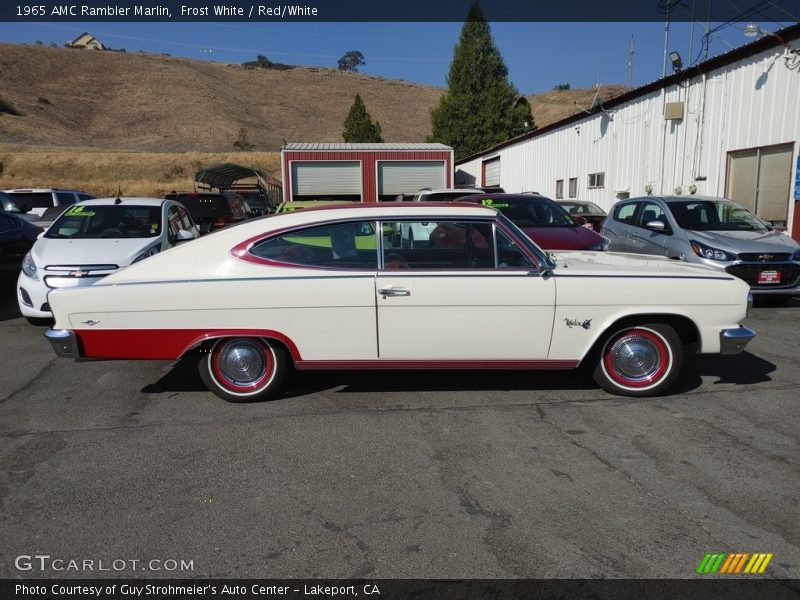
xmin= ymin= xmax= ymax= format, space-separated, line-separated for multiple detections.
xmin=66 ymin=205 xmax=95 ymax=217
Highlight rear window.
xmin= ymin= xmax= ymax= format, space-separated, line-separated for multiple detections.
xmin=168 ymin=195 xmax=232 ymax=219
xmin=7 ymin=192 xmax=53 ymax=209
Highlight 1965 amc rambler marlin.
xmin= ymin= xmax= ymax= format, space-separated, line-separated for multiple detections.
xmin=44 ymin=203 xmax=755 ymax=401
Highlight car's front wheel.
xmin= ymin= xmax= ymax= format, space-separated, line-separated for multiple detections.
xmin=592 ymin=323 xmax=682 ymax=396
xmin=198 ymin=337 xmax=289 ymax=402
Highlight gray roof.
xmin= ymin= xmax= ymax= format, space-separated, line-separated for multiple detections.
xmin=283 ymin=142 xmax=452 ymax=152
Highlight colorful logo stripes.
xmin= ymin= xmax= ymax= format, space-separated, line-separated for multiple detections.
xmin=696 ymin=552 xmax=773 ymax=574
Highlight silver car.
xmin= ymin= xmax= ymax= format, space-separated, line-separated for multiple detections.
xmin=602 ymin=195 xmax=800 ymax=298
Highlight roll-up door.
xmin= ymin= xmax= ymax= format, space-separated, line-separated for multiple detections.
xmin=291 ymin=161 xmax=361 ymax=198
xmin=378 ymin=161 xmax=445 ymax=196
xmin=483 ymin=158 xmax=500 ymax=188
xmin=727 ymin=143 xmax=792 ymax=223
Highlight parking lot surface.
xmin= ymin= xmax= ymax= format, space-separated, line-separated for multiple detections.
xmin=0 ymin=279 xmax=798 ymax=579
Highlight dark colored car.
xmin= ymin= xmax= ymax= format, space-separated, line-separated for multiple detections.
xmin=458 ymin=193 xmax=608 ymax=251
xmin=165 ymin=192 xmax=252 ymax=234
xmin=0 ymin=210 xmax=42 ymax=279
xmin=1 ymin=191 xmax=31 ymax=216
xmin=557 ymin=200 xmax=608 ymax=232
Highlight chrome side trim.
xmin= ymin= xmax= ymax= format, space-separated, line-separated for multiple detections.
xmin=719 ymin=327 xmax=756 ymax=355
xmin=44 ymin=329 xmax=81 ymax=358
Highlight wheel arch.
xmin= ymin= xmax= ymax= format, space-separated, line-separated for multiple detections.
xmin=580 ymin=313 xmax=699 ymax=366
xmin=178 ymin=329 xmax=301 ymax=364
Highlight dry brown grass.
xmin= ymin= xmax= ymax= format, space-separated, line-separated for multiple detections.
xmin=0 ymin=148 xmax=280 ymax=197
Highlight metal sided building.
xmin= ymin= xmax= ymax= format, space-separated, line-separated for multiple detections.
xmin=455 ymin=24 xmax=800 ymax=241
xmin=280 ymin=143 xmax=454 ymax=203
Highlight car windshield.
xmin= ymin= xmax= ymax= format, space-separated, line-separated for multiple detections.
xmin=482 ymin=197 xmax=576 ymax=227
xmin=560 ymin=201 xmax=605 ymax=215
xmin=667 ymin=199 xmax=770 ymax=232
xmin=170 ymin=195 xmax=231 ymax=219
xmin=45 ymin=205 xmax=162 ymax=239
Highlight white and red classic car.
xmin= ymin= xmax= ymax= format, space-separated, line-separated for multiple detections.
xmin=44 ymin=203 xmax=755 ymax=401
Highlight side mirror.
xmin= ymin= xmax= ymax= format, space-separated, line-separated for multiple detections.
xmin=176 ymin=229 xmax=195 ymax=241
xmin=645 ymin=220 xmax=668 ymax=233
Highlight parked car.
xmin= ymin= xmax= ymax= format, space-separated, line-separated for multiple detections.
xmin=165 ymin=191 xmax=252 ymax=234
xmin=276 ymin=200 xmax=359 ymax=213
xmin=3 ymin=188 xmax=95 ymax=217
xmin=18 ymin=197 xmax=199 ymax=322
xmin=44 ymin=203 xmax=753 ymax=401
xmin=0 ymin=210 xmax=41 ymax=280
xmin=601 ymin=195 xmax=800 ymax=299
xmin=557 ymin=200 xmax=608 ymax=232
xmin=458 ymin=193 xmax=608 ymax=251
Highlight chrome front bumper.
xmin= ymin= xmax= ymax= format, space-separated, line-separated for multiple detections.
xmin=719 ymin=327 xmax=756 ymax=355
xmin=45 ymin=329 xmax=81 ymax=358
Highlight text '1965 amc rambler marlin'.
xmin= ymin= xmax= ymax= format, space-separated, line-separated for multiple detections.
xmin=44 ymin=203 xmax=755 ymax=401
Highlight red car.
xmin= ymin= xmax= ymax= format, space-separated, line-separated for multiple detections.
xmin=458 ymin=193 xmax=608 ymax=251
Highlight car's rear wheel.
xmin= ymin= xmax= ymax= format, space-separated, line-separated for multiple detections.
xmin=593 ymin=323 xmax=682 ymax=397
xmin=198 ymin=337 xmax=289 ymax=402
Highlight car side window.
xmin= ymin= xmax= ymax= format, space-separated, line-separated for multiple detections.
xmin=56 ymin=192 xmax=76 ymax=205
xmin=497 ymin=228 xmax=533 ymax=268
xmin=251 ymin=221 xmax=378 ymax=269
xmin=636 ymin=202 xmax=668 ymax=228
xmin=381 ymin=220 xmax=495 ymax=269
xmin=167 ymin=206 xmax=181 ymax=242
xmin=177 ymin=206 xmax=194 ymax=230
xmin=613 ymin=202 xmax=638 ymax=225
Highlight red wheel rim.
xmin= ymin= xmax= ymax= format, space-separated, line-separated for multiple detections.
xmin=602 ymin=328 xmax=671 ymax=389
xmin=210 ymin=338 xmax=275 ymax=394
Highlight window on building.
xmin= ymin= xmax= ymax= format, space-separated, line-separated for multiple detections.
xmin=568 ymin=178 xmax=578 ymax=198
xmin=555 ymin=179 xmax=564 ymax=199
xmin=588 ymin=172 xmax=605 ymax=189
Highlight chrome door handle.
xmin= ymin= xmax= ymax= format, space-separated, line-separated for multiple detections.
xmin=378 ymin=287 xmax=410 ymax=297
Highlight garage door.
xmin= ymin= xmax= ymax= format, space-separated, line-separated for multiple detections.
xmin=291 ymin=161 xmax=361 ymax=198
xmin=727 ymin=143 xmax=792 ymax=223
xmin=483 ymin=158 xmax=500 ymax=188
xmin=378 ymin=161 xmax=445 ymax=197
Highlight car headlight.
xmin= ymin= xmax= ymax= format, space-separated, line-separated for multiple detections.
xmin=132 ymin=246 xmax=160 ymax=264
xmin=587 ymin=237 xmax=610 ymax=251
xmin=690 ymin=240 xmax=738 ymax=261
xmin=792 ymin=248 xmax=800 ymax=262
xmin=21 ymin=251 xmax=39 ymax=280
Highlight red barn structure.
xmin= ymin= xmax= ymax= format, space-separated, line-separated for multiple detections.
xmin=280 ymin=143 xmax=454 ymax=203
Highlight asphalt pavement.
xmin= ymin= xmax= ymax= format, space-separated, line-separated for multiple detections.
xmin=0 ymin=278 xmax=798 ymax=579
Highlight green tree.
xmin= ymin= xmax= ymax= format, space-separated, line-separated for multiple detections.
xmin=342 ymin=93 xmax=383 ymax=143
xmin=428 ymin=3 xmax=534 ymax=160
xmin=338 ymin=50 xmax=366 ymax=72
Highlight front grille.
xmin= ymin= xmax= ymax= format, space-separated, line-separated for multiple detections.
xmin=44 ymin=275 xmax=106 ymax=289
xmin=738 ymin=253 xmax=793 ymax=262
xmin=43 ymin=264 xmax=118 ymax=289
xmin=726 ymin=263 xmax=800 ymax=288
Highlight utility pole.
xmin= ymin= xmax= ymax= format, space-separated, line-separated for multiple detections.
xmin=627 ymin=35 xmax=634 ymax=88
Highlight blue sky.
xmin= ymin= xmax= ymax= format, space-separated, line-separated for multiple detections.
xmin=0 ymin=20 xmax=791 ymax=93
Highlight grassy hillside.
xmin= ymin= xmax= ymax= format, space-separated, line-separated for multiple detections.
xmin=0 ymin=43 xmax=629 ymax=195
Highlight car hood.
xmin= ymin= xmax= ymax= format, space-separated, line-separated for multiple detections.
xmin=551 ymin=250 xmax=728 ymax=278
xmin=686 ymin=229 xmax=799 ymax=254
xmin=520 ymin=225 xmax=604 ymax=250
xmin=31 ymin=237 xmax=156 ymax=268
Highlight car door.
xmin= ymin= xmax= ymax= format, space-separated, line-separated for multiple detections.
xmin=628 ymin=199 xmax=672 ymax=257
xmin=375 ymin=218 xmax=556 ymax=360
xmin=604 ymin=201 xmax=639 ymax=251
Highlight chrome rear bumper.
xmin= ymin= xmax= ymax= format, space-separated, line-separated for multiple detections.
xmin=45 ymin=329 xmax=81 ymax=358
xmin=719 ymin=327 xmax=756 ymax=355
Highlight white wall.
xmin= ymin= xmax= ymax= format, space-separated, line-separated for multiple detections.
xmin=456 ymin=41 xmax=800 ymax=231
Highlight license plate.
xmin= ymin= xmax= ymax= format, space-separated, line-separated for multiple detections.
xmin=757 ymin=270 xmax=781 ymax=284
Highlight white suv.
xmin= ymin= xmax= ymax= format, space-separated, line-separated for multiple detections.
xmin=3 ymin=188 xmax=95 ymax=218
xmin=18 ymin=197 xmax=199 ymax=322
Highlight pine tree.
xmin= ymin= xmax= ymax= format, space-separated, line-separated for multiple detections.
xmin=429 ymin=3 xmax=534 ymax=160
xmin=342 ymin=94 xmax=384 ymax=143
